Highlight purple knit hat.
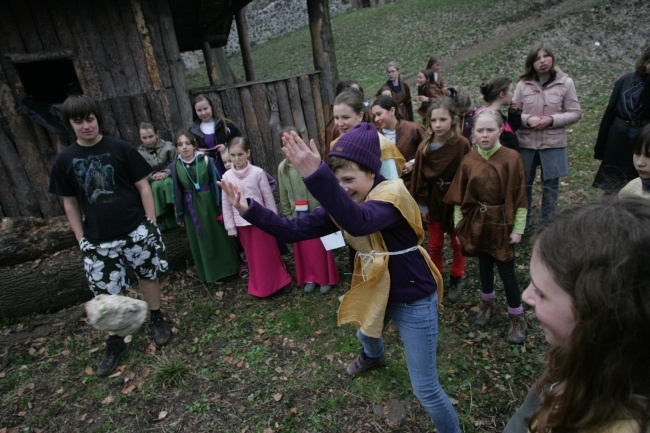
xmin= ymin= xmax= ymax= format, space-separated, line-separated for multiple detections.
xmin=329 ymin=123 xmax=381 ymax=174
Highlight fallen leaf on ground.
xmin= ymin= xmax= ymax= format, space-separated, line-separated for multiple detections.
xmin=273 ymin=393 xmax=282 ymax=402
xmin=158 ymin=411 xmax=168 ymax=420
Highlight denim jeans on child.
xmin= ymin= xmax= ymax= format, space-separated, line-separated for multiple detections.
xmin=356 ymin=293 xmax=461 ymax=432
xmin=521 ymin=148 xmax=567 ymax=221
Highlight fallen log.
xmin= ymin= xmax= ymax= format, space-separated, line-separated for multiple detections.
xmin=0 ymin=221 xmax=193 ymax=319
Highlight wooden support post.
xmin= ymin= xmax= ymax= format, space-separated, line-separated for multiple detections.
xmin=307 ymin=0 xmax=338 ymax=108
xmin=214 ymin=47 xmax=234 ymax=85
xmin=235 ymin=8 xmax=255 ymax=82
xmin=202 ymin=41 xmax=218 ymax=86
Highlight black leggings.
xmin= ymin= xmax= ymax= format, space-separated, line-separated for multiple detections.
xmin=478 ymin=253 xmax=521 ymax=308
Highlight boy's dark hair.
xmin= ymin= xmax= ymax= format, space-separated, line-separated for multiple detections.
xmin=479 ymin=76 xmax=512 ymax=103
xmin=62 ymin=94 xmax=103 ymax=129
xmin=328 ymin=155 xmax=375 ymax=175
xmin=371 ymin=95 xmax=402 ymax=121
xmin=632 ymin=124 xmax=650 ymax=157
xmin=520 ymin=42 xmax=556 ymax=81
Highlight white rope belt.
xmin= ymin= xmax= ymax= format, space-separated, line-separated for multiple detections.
xmin=354 ymin=246 xmax=420 ymax=281
xmin=478 ymin=201 xmax=502 ymax=212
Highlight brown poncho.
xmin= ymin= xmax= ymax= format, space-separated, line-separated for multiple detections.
xmin=411 ymin=135 xmax=471 ymax=232
xmin=444 ymin=146 xmax=527 ymax=261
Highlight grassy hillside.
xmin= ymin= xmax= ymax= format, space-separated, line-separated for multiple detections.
xmin=2 ymin=1 xmax=649 ymax=432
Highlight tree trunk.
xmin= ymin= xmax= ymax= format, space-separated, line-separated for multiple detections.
xmin=0 ymin=220 xmax=193 ymax=319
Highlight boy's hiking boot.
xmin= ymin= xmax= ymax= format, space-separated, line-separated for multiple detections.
xmin=505 ymin=313 xmax=527 ymax=344
xmin=97 ymin=337 xmax=128 ymax=377
xmin=446 ymin=276 xmax=463 ymax=303
xmin=475 ymin=298 xmax=496 ymax=326
xmin=150 ymin=315 xmax=172 ymax=346
xmin=346 ymin=351 xmax=385 ymax=375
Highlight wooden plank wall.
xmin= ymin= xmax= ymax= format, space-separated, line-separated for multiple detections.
xmin=0 ymin=0 xmax=192 ymax=218
xmin=189 ymin=71 xmax=325 ymax=179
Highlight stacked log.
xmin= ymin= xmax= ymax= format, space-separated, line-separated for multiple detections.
xmin=0 ymin=216 xmax=192 ymax=319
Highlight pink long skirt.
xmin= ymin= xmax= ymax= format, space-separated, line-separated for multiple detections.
xmin=238 ymin=225 xmax=292 ymax=298
xmin=293 ymin=238 xmax=340 ymax=286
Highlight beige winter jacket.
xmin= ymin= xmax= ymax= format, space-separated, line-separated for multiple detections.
xmin=513 ymin=68 xmax=582 ymax=150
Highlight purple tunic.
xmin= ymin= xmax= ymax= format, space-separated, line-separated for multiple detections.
xmin=242 ymin=162 xmax=437 ymax=303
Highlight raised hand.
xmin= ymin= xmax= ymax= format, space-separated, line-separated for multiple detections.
xmin=281 ymin=131 xmax=322 ymax=178
xmin=217 ymin=180 xmax=249 ymax=214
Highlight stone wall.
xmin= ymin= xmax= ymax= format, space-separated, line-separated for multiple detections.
xmin=224 ymin=0 xmax=346 ymax=56
xmin=181 ymin=0 xmax=402 ymax=71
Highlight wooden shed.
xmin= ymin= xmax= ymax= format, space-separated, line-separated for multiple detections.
xmin=0 ymin=0 xmax=338 ymax=219
xmin=0 ymin=0 xmax=338 ymax=318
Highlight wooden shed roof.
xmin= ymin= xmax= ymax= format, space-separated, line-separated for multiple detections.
xmin=170 ymin=0 xmax=254 ymax=52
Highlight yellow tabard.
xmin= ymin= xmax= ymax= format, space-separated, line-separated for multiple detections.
xmin=335 ymin=179 xmax=443 ymax=338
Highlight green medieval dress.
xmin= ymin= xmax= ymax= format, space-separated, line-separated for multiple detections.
xmin=175 ymin=156 xmax=239 ymax=282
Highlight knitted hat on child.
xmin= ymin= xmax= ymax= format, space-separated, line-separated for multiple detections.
xmin=328 ymin=123 xmax=381 ymax=174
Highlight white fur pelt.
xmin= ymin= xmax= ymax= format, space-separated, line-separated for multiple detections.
xmin=85 ymin=294 xmax=148 ymax=336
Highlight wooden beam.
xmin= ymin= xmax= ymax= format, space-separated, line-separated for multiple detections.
xmin=235 ymin=8 xmax=255 ymax=82
xmin=5 ymin=48 xmax=76 ymax=64
xmin=202 ymin=41 xmax=218 ymax=86
xmin=307 ymin=0 xmax=338 ymax=108
xmin=214 ymin=47 xmax=234 ymax=85
xmin=155 ymin=0 xmax=193 ymax=130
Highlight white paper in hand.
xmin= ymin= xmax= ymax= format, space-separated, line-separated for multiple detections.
xmin=320 ymin=231 xmax=345 ymax=251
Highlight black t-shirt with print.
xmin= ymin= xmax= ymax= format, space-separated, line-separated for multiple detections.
xmin=49 ymin=135 xmax=153 ymax=243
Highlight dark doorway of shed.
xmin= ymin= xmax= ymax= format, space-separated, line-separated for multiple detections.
xmin=14 ymin=58 xmax=81 ymax=104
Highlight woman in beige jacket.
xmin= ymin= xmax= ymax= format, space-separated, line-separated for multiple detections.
xmin=512 ymin=43 xmax=582 ymax=222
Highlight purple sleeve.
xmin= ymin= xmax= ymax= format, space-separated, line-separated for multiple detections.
xmin=302 ymin=162 xmax=404 ymax=236
xmin=242 ymin=200 xmax=338 ymax=243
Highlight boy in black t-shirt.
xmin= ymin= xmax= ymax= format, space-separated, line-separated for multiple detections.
xmin=49 ymin=95 xmax=172 ymax=376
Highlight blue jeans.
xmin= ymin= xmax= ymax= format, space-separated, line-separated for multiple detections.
xmin=357 ymin=293 xmax=461 ymax=432
xmin=524 ymin=150 xmax=560 ymax=221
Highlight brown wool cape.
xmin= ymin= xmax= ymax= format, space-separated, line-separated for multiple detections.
xmin=444 ymin=146 xmax=528 ymax=262
xmin=411 ymin=136 xmax=471 ymax=232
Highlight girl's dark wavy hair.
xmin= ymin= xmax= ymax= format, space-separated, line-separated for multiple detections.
xmin=417 ymin=68 xmax=435 ymax=95
xmin=530 ymin=197 xmax=650 ymax=433
xmin=519 ymin=42 xmax=556 ymax=81
xmin=371 ymin=95 xmax=402 ymax=121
